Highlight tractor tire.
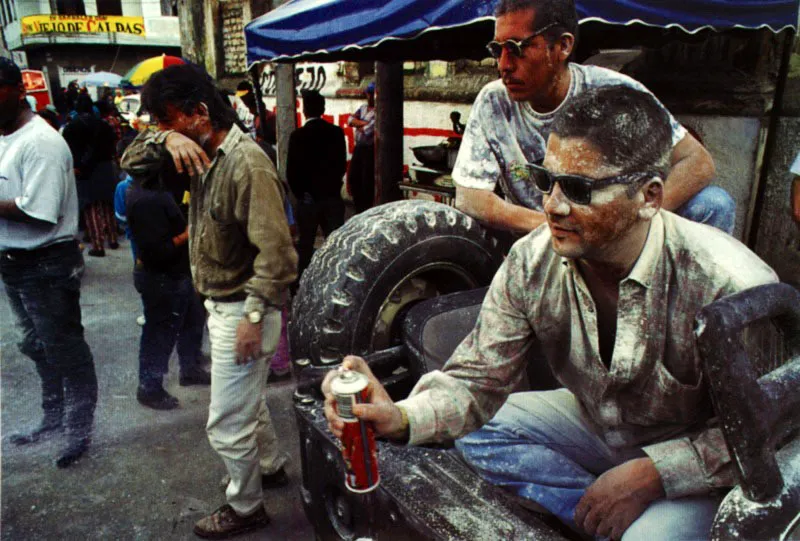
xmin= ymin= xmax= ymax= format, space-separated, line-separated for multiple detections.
xmin=290 ymin=200 xmax=504 ymax=367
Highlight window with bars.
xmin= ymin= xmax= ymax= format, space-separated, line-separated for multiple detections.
xmin=96 ymin=0 xmax=123 ymax=16
xmin=161 ymin=0 xmax=177 ymax=17
xmin=1 ymin=0 xmax=17 ymax=26
xmin=55 ymin=0 xmax=86 ymax=15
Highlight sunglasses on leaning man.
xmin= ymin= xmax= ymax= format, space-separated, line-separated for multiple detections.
xmin=486 ymin=22 xmax=559 ymax=59
xmin=526 ymin=162 xmax=657 ymax=206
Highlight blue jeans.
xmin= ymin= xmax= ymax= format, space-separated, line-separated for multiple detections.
xmin=0 ymin=240 xmax=97 ymax=438
xmin=675 ymin=186 xmax=736 ymax=235
xmin=455 ymin=390 xmax=721 ymax=540
xmin=133 ymin=270 xmax=205 ymax=390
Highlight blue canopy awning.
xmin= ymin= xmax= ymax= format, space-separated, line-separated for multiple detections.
xmin=245 ymin=0 xmax=799 ymax=65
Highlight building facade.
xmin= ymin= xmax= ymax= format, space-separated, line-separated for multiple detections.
xmin=1 ymin=0 xmax=180 ymax=95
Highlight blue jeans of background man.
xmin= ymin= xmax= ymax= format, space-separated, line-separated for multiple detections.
xmin=455 ymin=389 xmax=721 ymax=540
xmin=675 ymin=185 xmax=736 ymax=235
xmin=0 ymin=240 xmax=97 ymax=440
xmin=133 ymin=269 xmax=205 ymax=391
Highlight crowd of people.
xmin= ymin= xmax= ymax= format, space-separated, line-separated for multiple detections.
xmin=0 ymin=0 xmax=796 ymax=538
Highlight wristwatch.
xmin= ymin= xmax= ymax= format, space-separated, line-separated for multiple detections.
xmin=247 ymin=310 xmax=263 ymax=324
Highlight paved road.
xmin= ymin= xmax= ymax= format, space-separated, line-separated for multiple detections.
xmin=1 ymin=239 xmax=316 ymax=540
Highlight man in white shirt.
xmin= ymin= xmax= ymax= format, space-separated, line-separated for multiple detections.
xmin=0 ymin=57 xmax=97 ymax=468
xmin=323 ymin=85 xmax=777 ymax=540
xmin=453 ymin=0 xmax=735 ymax=235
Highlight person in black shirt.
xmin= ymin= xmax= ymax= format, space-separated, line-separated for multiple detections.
xmin=125 ymin=147 xmax=210 ymax=409
xmin=287 ymin=90 xmax=347 ymax=279
xmin=62 ymin=94 xmax=119 ymax=256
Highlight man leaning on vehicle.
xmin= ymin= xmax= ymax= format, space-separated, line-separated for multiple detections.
xmin=323 ymin=85 xmax=778 ymax=541
xmin=453 ymin=0 xmax=735 ymax=236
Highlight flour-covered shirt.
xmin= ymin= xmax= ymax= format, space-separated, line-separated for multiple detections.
xmin=452 ymin=64 xmax=687 ymax=209
xmin=398 ymin=211 xmax=777 ymax=498
xmin=0 ymin=115 xmax=78 ymax=250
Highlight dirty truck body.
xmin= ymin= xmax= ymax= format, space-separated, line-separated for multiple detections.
xmin=288 ymin=201 xmax=800 ymax=541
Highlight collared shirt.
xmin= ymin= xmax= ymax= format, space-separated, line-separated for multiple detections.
xmin=398 ymin=211 xmax=778 ymax=499
xmin=0 ymin=116 xmax=79 ymax=250
xmin=791 ymin=151 xmax=800 ymax=176
xmin=350 ymin=104 xmax=375 ymax=147
xmin=452 ymin=64 xmax=686 ymax=209
xmin=121 ymin=125 xmax=297 ymax=312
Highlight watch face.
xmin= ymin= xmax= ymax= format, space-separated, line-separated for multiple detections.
xmin=248 ymin=311 xmax=262 ymax=324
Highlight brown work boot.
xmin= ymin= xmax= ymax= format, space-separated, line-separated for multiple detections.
xmin=194 ymin=504 xmax=270 ymax=539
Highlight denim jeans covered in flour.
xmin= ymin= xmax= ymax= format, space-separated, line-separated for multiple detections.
xmin=203 ymin=299 xmax=289 ymax=515
xmin=455 ymin=389 xmax=721 ymax=540
xmin=675 ymin=185 xmax=736 ymax=235
xmin=133 ymin=270 xmax=205 ymax=390
xmin=0 ymin=240 xmax=97 ymax=439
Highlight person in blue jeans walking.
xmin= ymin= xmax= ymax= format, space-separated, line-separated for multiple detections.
xmin=124 ymin=147 xmax=210 ymax=409
xmin=0 ymin=57 xmax=97 ymax=468
xmin=322 ymin=86 xmax=778 ymax=540
xmin=114 ymin=172 xmax=137 ymax=260
xmin=452 ymin=0 xmax=735 ymax=236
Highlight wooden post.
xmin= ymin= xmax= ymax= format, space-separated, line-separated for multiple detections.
xmin=275 ymin=63 xmax=297 ymax=184
xmin=375 ymin=61 xmax=404 ymax=205
xmin=249 ymin=63 xmax=268 ymax=145
xmin=746 ymin=30 xmax=795 ymax=248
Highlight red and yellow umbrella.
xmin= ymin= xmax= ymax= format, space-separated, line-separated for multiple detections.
xmin=121 ymin=55 xmax=185 ymax=87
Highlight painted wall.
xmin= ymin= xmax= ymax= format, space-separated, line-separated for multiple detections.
xmin=678 ymin=116 xmax=764 ymax=241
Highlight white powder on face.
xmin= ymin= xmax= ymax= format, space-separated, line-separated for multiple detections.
xmin=589 ymin=185 xmax=627 ymax=205
xmin=638 ymin=206 xmax=657 ymax=219
xmin=544 ymin=192 xmax=571 ymax=215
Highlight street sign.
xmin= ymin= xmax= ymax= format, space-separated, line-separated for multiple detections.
xmin=21 ymin=69 xmax=52 ymax=110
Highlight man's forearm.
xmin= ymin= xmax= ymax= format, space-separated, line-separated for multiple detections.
xmin=662 ymin=137 xmax=715 ymax=211
xmin=245 ymin=169 xmax=298 ymax=307
xmin=455 ymin=186 xmax=546 ymax=234
xmin=120 ymin=129 xmax=169 ymax=175
xmin=643 ymin=426 xmax=734 ymax=499
xmin=791 ymin=177 xmax=800 ymax=224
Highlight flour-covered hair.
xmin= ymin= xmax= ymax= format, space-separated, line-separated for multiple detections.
xmin=551 ymin=85 xmax=672 ymax=179
xmin=495 ymin=0 xmax=578 ymax=44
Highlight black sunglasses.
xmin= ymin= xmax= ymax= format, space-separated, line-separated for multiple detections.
xmin=527 ymin=162 xmax=656 ymax=206
xmin=486 ymin=23 xmax=558 ymax=59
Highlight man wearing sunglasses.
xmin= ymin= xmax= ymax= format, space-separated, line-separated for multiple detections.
xmin=323 ymin=85 xmax=776 ymax=540
xmin=453 ymin=0 xmax=734 ymax=236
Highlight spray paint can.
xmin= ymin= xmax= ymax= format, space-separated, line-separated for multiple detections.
xmin=331 ymin=369 xmax=380 ymax=493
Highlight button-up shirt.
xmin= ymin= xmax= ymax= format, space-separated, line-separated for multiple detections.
xmin=121 ymin=125 xmax=297 ymax=313
xmin=398 ymin=211 xmax=777 ymax=498
xmin=350 ymin=104 xmax=375 ymax=147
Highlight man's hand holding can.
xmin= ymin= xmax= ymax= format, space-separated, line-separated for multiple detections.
xmin=322 ymin=355 xmax=408 ymax=441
